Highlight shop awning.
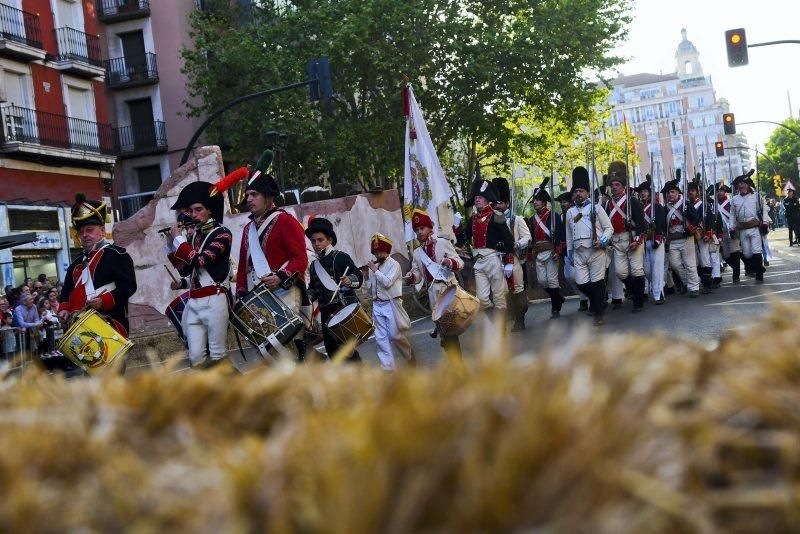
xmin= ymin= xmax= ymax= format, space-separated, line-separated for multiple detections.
xmin=0 ymin=233 xmax=38 ymax=251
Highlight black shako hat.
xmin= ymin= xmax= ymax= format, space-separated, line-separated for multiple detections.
xmin=71 ymin=193 xmax=109 ymax=229
xmin=171 ymin=181 xmax=225 ymax=222
xmin=305 ymin=216 xmax=337 ymax=246
xmin=491 ymin=177 xmax=511 ymax=204
xmin=571 ymin=166 xmax=590 ymax=192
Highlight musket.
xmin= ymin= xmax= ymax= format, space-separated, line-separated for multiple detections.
xmin=591 ymin=142 xmax=597 ymax=244
xmin=701 ymin=153 xmax=707 ymax=234
xmin=755 ymin=145 xmax=763 ymax=221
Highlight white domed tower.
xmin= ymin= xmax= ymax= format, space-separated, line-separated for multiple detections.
xmin=676 ymin=28 xmax=703 ymax=79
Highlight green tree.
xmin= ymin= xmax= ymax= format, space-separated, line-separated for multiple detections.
xmin=181 ymin=0 xmax=632 ymax=195
xmin=758 ymin=117 xmax=800 ymax=195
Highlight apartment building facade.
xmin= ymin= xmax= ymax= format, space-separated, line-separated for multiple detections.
xmin=606 ymin=29 xmax=750 ymax=187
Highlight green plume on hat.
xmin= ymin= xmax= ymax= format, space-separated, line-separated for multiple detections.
xmin=254 ymin=149 xmax=273 ymax=174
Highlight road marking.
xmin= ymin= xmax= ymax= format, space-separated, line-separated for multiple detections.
xmin=707 ymin=286 xmax=800 ymax=306
xmin=714 ymin=300 xmax=800 ymax=306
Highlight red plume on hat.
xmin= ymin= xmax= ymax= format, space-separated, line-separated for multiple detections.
xmin=210 ymin=167 xmax=249 ymax=197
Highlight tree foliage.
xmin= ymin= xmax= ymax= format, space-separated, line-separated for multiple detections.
xmin=181 ymin=0 xmax=632 ymax=196
xmin=758 ymin=117 xmax=800 ymax=195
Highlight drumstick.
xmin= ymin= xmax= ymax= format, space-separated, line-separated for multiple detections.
xmin=328 ymin=266 xmax=350 ymax=305
xmin=164 ymin=265 xmax=178 ymax=284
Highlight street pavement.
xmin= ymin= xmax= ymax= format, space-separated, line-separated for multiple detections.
xmin=168 ymin=228 xmax=798 ymax=374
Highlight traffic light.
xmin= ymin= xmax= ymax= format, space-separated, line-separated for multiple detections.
xmin=725 ymin=28 xmax=749 ymax=67
xmin=715 ymin=141 xmax=724 ymax=157
xmin=307 ymin=57 xmax=333 ymax=110
xmin=723 ymin=113 xmax=736 ymax=135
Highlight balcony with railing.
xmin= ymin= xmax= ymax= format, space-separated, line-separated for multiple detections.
xmin=0 ymin=103 xmax=116 ymax=165
xmin=114 ymin=120 xmax=167 ymax=157
xmin=117 ymin=190 xmax=155 ymax=219
xmin=105 ymin=52 xmax=158 ymax=89
xmin=0 ymin=3 xmax=44 ymax=60
xmin=53 ymin=27 xmax=105 ymax=78
xmin=97 ymin=0 xmax=150 ymax=23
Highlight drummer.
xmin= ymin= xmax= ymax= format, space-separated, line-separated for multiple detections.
xmin=58 ymin=194 xmax=137 ymax=337
xmin=306 ymin=217 xmax=364 ymax=363
xmin=365 ymin=233 xmax=416 ymax=370
xmin=234 ymin=150 xmax=309 ymax=360
xmin=404 ymin=208 xmax=465 ymax=360
xmin=166 ymin=181 xmax=233 ymax=369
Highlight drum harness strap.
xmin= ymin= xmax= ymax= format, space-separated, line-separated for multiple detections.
xmin=245 ymin=215 xmax=294 ymax=361
xmin=417 ymin=246 xmax=451 ymax=281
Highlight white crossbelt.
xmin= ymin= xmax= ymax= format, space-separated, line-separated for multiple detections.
xmin=418 ymin=247 xmax=451 ymax=281
xmin=534 ymin=212 xmax=551 ymax=238
xmin=78 ymin=243 xmax=114 ymax=299
xmin=609 ymin=195 xmax=628 ymax=221
xmin=644 ymin=203 xmax=651 ymax=224
xmin=313 ymin=258 xmax=339 ymax=291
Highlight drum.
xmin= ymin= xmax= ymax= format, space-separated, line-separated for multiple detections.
xmin=230 ymin=284 xmax=304 ymax=357
xmin=165 ymin=291 xmax=190 ymax=345
xmin=326 ymin=303 xmax=375 ymax=346
xmin=57 ymin=309 xmax=133 ymax=375
xmin=432 ymin=283 xmax=480 ymax=337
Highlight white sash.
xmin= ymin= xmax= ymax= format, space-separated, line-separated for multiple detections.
xmin=78 ymin=243 xmax=111 ymax=299
xmin=248 ymin=222 xmax=272 ymax=278
xmin=609 ymin=195 xmax=627 ymax=221
xmin=418 ymin=245 xmax=450 ymax=281
xmin=720 ymin=201 xmax=733 ymax=230
xmin=534 ymin=212 xmax=551 ymax=238
xmin=313 ymin=257 xmax=339 ymax=291
xmin=644 ymin=203 xmax=652 ymax=224
xmin=667 ymin=200 xmax=685 ymax=225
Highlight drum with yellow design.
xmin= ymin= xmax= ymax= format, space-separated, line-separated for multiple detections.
xmin=57 ymin=309 xmax=132 ymax=375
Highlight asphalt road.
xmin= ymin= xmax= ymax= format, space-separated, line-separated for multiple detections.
xmin=167 ymin=228 xmax=797 ymax=374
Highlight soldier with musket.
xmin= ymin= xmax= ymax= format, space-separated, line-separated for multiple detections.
xmin=716 ymin=183 xmax=742 ymax=283
xmin=529 ymin=179 xmax=565 ymax=318
xmin=463 ymin=178 xmax=515 ymax=325
xmin=555 ymin=190 xmax=589 ymax=312
xmin=565 ymin=166 xmax=614 ymax=325
xmin=731 ymin=170 xmax=769 ymax=284
xmin=663 ymin=173 xmax=701 ymax=297
xmin=636 ymin=176 xmax=666 ymax=305
xmin=604 ymin=161 xmax=648 ymax=312
xmin=59 ymin=194 xmax=137 ymax=337
xmin=687 ymin=175 xmax=723 ymax=294
xmin=492 ymin=177 xmax=531 ymax=331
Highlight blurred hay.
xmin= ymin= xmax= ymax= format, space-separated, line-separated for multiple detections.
xmin=1 ymin=304 xmax=800 ymax=532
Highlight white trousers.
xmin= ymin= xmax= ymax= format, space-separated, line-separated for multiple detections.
xmin=563 ymin=254 xmax=587 ymax=299
xmin=534 ymin=250 xmax=559 ymax=289
xmin=721 ymin=236 xmax=740 ymax=258
xmin=474 ymin=252 xmax=507 ymax=310
xmin=668 ymin=237 xmax=700 ymax=291
xmin=611 ymin=233 xmax=645 ymax=279
xmin=696 ymin=239 xmax=719 ymax=268
xmin=510 ymin=258 xmax=525 ymax=294
xmin=644 ymin=241 xmax=665 ymax=299
xmin=711 ymin=250 xmax=721 ymax=278
xmin=573 ymin=246 xmax=606 ymax=284
xmin=607 ymin=252 xmax=624 ymax=299
xmin=762 ymin=235 xmax=772 ymax=261
xmin=183 ymin=292 xmax=229 ymax=364
xmin=739 ymin=227 xmax=762 ymax=258
xmin=372 ymin=300 xmax=413 ymax=371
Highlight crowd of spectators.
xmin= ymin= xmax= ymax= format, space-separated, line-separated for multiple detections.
xmin=1 ymin=274 xmax=64 ymax=361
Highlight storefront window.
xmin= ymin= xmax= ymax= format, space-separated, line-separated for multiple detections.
xmin=12 ymin=251 xmax=58 ymax=286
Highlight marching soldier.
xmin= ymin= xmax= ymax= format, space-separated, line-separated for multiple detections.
xmin=59 ymin=194 xmax=137 ymax=337
xmin=405 ymin=208 xmax=465 ymax=359
xmin=366 ymin=234 xmax=416 ymax=370
xmin=716 ymin=183 xmax=742 ymax=283
xmin=463 ymin=179 xmax=515 ymax=324
xmin=306 ymin=217 xmax=364 ymax=362
xmin=636 ymin=176 xmax=666 ymax=305
xmin=233 ymin=151 xmax=310 ymax=359
xmin=529 ymin=180 xmax=565 ymax=318
xmin=492 ymin=177 xmax=531 ymax=331
xmin=556 ymin=191 xmax=589 ymax=312
xmin=731 ymin=170 xmax=769 ymax=284
xmin=783 ymin=188 xmax=799 ymax=246
xmin=565 ymin=166 xmax=613 ymax=325
xmin=167 ymin=182 xmax=233 ymax=368
xmin=687 ymin=176 xmax=721 ymax=294
xmin=706 ymin=183 xmax=724 ymax=288
xmin=605 ymin=161 xmax=647 ymax=312
xmin=663 ymin=175 xmax=701 ymax=297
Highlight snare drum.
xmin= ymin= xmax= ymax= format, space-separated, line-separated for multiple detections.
xmin=57 ymin=309 xmax=133 ymax=375
xmin=230 ymin=284 xmax=304 ymax=358
xmin=432 ymin=283 xmax=480 ymax=337
xmin=164 ymin=291 xmax=190 ymax=345
xmin=326 ymin=302 xmax=375 ymax=346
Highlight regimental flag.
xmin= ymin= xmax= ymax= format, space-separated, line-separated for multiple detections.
xmin=403 ymin=84 xmax=453 ymax=242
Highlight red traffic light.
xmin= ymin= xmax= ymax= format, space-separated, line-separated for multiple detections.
xmin=715 ymin=141 xmax=725 ymax=157
xmin=725 ymin=28 xmax=749 ymax=67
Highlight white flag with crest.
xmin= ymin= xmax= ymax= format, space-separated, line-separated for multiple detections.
xmin=403 ymin=84 xmax=453 ymax=241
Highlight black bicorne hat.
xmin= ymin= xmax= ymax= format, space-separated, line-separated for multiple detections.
xmin=732 ymin=169 xmax=756 ymax=190
xmin=662 ymin=179 xmax=682 ymax=196
xmin=71 ymin=193 xmax=109 ymax=229
xmin=491 ymin=177 xmax=510 ymax=204
xmin=465 ymin=179 xmax=499 ymax=208
xmin=171 ymin=181 xmax=224 ymax=222
xmin=554 ymin=191 xmax=573 ymax=203
xmin=305 ymin=216 xmax=337 ymax=246
xmin=244 ymin=149 xmax=280 ymax=197
xmin=531 ymin=176 xmax=551 ymax=203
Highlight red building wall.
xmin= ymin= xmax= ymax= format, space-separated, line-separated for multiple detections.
xmin=22 ymin=0 xmax=57 ymax=56
xmin=30 ymin=64 xmax=65 ymax=115
xmin=3 ymin=169 xmax=105 ymax=204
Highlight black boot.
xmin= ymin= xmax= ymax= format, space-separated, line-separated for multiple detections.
xmin=590 ymin=281 xmax=606 ymax=325
xmin=712 ymin=277 xmax=722 ymax=288
xmin=547 ymin=288 xmax=564 ymax=318
xmin=631 ymin=276 xmax=645 ymax=312
xmin=577 ymin=283 xmax=593 ymax=316
xmin=752 ymin=253 xmax=765 ymax=283
xmin=511 ymin=292 xmax=526 ymax=332
xmin=727 ymin=252 xmax=741 ymax=283
xmin=700 ymin=267 xmax=712 ymax=294
xmin=578 ymin=299 xmax=589 ymax=312
xmin=611 ymin=298 xmax=623 ymax=310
